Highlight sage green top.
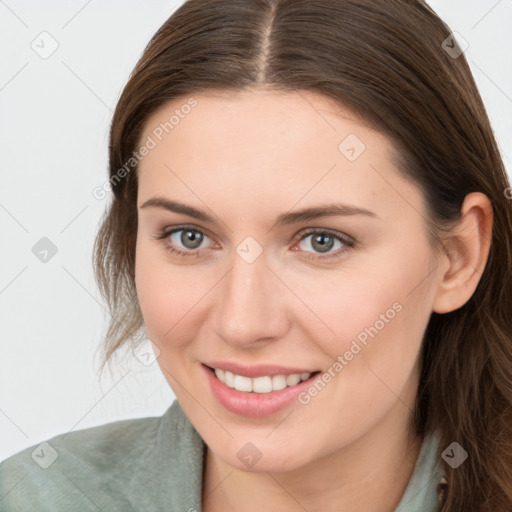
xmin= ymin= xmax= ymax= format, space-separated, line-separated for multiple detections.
xmin=0 ymin=399 xmax=444 ymax=511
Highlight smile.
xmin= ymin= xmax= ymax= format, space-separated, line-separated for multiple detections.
xmin=203 ymin=363 xmax=322 ymax=417
xmin=213 ymin=368 xmax=312 ymax=393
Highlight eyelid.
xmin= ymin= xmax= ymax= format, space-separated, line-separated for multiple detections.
xmin=295 ymin=226 xmax=354 ymax=244
xmin=158 ymin=224 xmax=217 ymax=242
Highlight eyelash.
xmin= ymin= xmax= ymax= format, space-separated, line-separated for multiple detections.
xmin=153 ymin=225 xmax=355 ymax=262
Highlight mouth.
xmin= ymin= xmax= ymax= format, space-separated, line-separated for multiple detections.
xmin=202 ymin=363 xmax=322 ymax=417
xmin=205 ymin=365 xmax=320 ymax=393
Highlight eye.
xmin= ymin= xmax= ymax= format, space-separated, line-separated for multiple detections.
xmin=153 ymin=225 xmax=355 ymax=261
xmin=154 ymin=226 xmax=214 ymax=257
xmin=294 ymin=229 xmax=354 ymax=260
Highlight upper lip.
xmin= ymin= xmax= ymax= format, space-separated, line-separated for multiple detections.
xmin=203 ymin=361 xmax=319 ymax=378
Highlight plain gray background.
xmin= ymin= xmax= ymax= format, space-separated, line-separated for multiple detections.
xmin=1 ymin=0 xmax=511 ymax=463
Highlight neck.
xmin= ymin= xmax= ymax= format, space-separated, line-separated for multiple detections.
xmin=201 ymin=402 xmax=423 ymax=512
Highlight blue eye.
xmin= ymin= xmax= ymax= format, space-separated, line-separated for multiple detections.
xmin=154 ymin=225 xmax=355 ymax=261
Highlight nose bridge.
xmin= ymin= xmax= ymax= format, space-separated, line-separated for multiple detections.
xmin=213 ymin=244 xmax=287 ymax=346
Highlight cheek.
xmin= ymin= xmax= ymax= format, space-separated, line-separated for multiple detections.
xmin=135 ymin=241 xmax=198 ymax=344
xmin=135 ymin=239 xmax=224 ymax=355
xmin=306 ymin=247 xmax=433 ymax=383
xmin=293 ymin=269 xmax=406 ymax=354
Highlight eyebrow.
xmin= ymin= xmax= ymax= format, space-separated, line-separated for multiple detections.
xmin=139 ymin=197 xmax=378 ymax=227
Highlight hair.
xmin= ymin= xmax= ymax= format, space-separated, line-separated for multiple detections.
xmin=92 ymin=0 xmax=512 ymax=509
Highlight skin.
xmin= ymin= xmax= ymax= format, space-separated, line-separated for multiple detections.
xmin=134 ymin=88 xmax=493 ymax=512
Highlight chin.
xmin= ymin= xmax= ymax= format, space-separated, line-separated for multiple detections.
xmin=212 ymin=435 xmax=317 ymax=474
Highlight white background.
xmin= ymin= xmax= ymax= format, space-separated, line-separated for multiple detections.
xmin=1 ymin=0 xmax=511 ymax=463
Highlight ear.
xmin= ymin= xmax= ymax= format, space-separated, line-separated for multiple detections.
xmin=432 ymin=192 xmax=493 ymax=314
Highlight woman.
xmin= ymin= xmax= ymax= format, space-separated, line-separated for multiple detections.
xmin=2 ymin=1 xmax=511 ymax=510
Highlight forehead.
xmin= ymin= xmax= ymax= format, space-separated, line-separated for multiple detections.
xmin=140 ymin=88 xmax=372 ymax=153
xmin=136 ymin=89 xmax=426 ymax=224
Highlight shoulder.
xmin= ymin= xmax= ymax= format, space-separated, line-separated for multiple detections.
xmin=0 ymin=400 xmax=204 ymax=512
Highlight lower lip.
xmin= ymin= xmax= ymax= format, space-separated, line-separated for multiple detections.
xmin=203 ymin=364 xmax=319 ymax=417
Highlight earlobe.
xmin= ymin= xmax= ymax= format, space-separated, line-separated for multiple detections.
xmin=432 ymin=192 xmax=493 ymax=315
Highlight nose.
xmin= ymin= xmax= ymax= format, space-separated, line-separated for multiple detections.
xmin=212 ymin=247 xmax=290 ymax=349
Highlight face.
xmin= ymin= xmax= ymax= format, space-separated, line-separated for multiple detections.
xmin=134 ymin=88 xmax=442 ymax=473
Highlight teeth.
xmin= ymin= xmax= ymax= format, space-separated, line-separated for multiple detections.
xmin=253 ymin=376 xmax=272 ymax=393
xmin=286 ymin=374 xmax=301 ymax=386
xmin=272 ymin=375 xmax=287 ymax=391
xmin=214 ymin=368 xmax=311 ymax=393
xmin=224 ymin=370 xmax=235 ymax=388
xmin=234 ymin=375 xmax=252 ymax=392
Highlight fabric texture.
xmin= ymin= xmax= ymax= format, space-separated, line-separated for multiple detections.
xmin=0 ymin=399 xmax=445 ymax=511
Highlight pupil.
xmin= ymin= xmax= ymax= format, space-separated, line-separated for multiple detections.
xmin=313 ymin=234 xmax=333 ymax=253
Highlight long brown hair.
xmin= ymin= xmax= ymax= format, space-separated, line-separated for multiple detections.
xmin=93 ymin=1 xmax=512 ymax=509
